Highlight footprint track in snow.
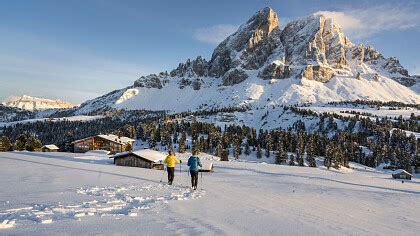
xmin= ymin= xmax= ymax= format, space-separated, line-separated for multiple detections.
xmin=0 ymin=184 xmax=204 ymax=229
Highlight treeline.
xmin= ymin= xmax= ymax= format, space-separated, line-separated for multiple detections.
xmin=328 ymin=100 xmax=419 ymax=109
xmin=1 ymin=106 xmax=419 ymax=173
xmin=115 ymin=117 xmax=419 ymax=172
xmin=1 ymin=110 xmax=164 ymax=152
xmin=0 ymin=134 xmax=42 ymax=152
xmin=290 ymin=106 xmax=419 ymax=133
xmin=0 ymin=105 xmax=34 ymax=122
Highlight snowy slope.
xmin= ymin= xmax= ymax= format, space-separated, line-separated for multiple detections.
xmin=75 ymin=74 xmax=419 ymax=115
xmin=0 ymin=151 xmax=419 ymax=235
xmin=2 ymin=95 xmax=75 ymax=111
xmin=73 ymin=7 xmax=419 ymax=117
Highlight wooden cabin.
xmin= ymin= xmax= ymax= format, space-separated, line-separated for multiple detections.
xmin=72 ymin=134 xmax=135 ymax=154
xmin=392 ymin=169 xmax=412 ymax=180
xmin=41 ymin=144 xmax=60 ymax=152
xmin=110 ymin=149 xmax=165 ymax=170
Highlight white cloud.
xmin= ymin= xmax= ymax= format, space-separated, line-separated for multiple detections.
xmin=315 ymin=4 xmax=420 ymax=39
xmin=193 ymin=24 xmax=238 ymax=44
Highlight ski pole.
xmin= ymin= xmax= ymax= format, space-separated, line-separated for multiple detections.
xmin=179 ymin=161 xmax=182 ymax=184
xmin=200 ymin=171 xmax=203 ymax=190
xmin=160 ymin=165 xmax=165 ymax=183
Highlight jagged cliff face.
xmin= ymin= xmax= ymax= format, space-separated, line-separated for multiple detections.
xmin=75 ymin=7 xmax=419 ymax=115
xmin=141 ymin=7 xmax=418 ymax=87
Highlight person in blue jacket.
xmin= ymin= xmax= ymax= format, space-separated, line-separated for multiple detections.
xmin=187 ymin=150 xmax=202 ymax=190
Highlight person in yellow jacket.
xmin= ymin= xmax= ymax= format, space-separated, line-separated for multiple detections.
xmin=164 ymin=149 xmax=181 ymax=185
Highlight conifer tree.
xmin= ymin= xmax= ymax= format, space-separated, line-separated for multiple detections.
xmin=324 ymin=144 xmax=333 ymax=169
xmin=289 ymin=154 xmax=295 ymax=166
xmin=275 ymin=146 xmax=284 ymax=165
xmin=14 ymin=140 xmax=25 ymax=151
xmin=124 ymin=142 xmax=133 ymax=152
xmin=256 ymin=145 xmax=262 ymax=159
xmin=0 ymin=135 xmax=11 ymax=152
xmin=178 ymin=131 xmax=186 ymax=153
xmin=25 ymin=136 xmax=42 ymax=151
xmin=64 ymin=131 xmax=74 ymax=152
xmin=244 ymin=142 xmax=251 ymax=155
xmin=296 ymin=132 xmax=305 ymax=166
xmin=15 ymin=133 xmax=28 ymax=151
xmin=265 ymin=134 xmax=272 ymax=158
xmin=233 ymin=137 xmax=241 ymax=159
xmin=220 ymin=148 xmax=229 ymax=161
xmin=306 ymin=135 xmax=317 ymax=167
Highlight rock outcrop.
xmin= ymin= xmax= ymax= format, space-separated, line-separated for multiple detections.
xmin=300 ymin=65 xmax=335 ymax=82
xmin=259 ymin=62 xmax=290 ymax=80
xmin=223 ymin=69 xmax=248 ymax=86
xmin=134 ymin=74 xmax=163 ymax=89
xmin=170 ymin=56 xmax=208 ymax=78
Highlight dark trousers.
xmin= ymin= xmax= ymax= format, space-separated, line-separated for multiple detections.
xmin=167 ymin=167 xmax=175 ymax=184
xmin=190 ymin=171 xmax=199 ymax=188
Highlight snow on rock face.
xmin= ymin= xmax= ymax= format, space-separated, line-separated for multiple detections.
xmin=2 ymin=95 xmax=75 ymax=111
xmin=116 ymin=88 xmax=139 ymax=104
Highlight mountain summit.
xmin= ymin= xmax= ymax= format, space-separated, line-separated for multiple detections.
xmin=74 ymin=7 xmax=419 ymax=115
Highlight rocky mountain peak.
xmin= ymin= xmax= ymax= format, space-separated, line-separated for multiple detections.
xmin=246 ymin=7 xmax=279 ymax=49
xmin=129 ymin=7 xmax=418 ymax=90
xmin=208 ymin=7 xmax=280 ymax=78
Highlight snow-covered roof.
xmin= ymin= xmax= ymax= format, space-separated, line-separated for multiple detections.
xmin=73 ymin=134 xmax=135 ymax=145
xmin=97 ymin=134 xmax=135 ymax=144
xmin=110 ymin=149 xmax=166 ymax=163
xmin=85 ymin=150 xmax=110 ymax=155
xmin=42 ymin=144 xmax=59 ymax=150
xmin=391 ymin=169 xmax=413 ymax=176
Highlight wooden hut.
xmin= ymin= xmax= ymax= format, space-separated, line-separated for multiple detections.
xmin=392 ymin=169 xmax=412 ymax=180
xmin=41 ymin=144 xmax=60 ymax=152
xmin=72 ymin=134 xmax=135 ymax=154
xmin=110 ymin=149 xmax=165 ymax=170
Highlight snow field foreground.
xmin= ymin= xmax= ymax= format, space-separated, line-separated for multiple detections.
xmin=0 ymin=151 xmax=419 ymax=235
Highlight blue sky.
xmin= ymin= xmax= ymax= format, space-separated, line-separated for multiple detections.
xmin=1 ymin=0 xmax=419 ymax=104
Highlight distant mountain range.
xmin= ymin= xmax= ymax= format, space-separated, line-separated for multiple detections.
xmin=2 ymin=95 xmax=75 ymax=111
xmin=71 ymin=7 xmax=418 ymax=115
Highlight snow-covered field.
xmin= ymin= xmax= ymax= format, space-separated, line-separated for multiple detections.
xmin=1 ymin=151 xmax=419 ymax=235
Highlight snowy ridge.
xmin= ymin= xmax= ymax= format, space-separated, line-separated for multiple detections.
xmin=2 ymin=95 xmax=75 ymax=111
